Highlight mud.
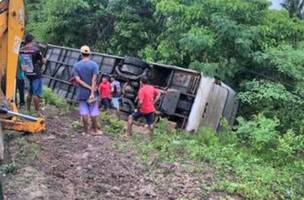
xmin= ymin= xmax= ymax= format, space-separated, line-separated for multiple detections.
xmin=2 ymin=106 xmax=237 ymax=200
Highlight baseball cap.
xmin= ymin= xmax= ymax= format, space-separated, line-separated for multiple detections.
xmin=80 ymin=45 xmax=91 ymax=54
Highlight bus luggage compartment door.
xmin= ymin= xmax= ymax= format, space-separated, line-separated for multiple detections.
xmin=160 ymin=89 xmax=181 ymax=115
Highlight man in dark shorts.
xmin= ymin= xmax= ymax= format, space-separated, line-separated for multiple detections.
xmin=126 ymin=78 xmax=161 ymax=138
xmin=98 ymin=76 xmax=111 ymax=111
xmin=19 ymin=34 xmax=45 ymax=112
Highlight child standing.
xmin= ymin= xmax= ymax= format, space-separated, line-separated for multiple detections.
xmin=16 ymin=55 xmax=25 ymax=107
xmin=99 ymin=76 xmax=111 ymax=111
xmin=110 ymin=76 xmax=121 ymax=111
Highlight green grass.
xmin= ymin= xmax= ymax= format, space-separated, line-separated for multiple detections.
xmin=17 ymin=137 xmax=41 ymax=162
xmin=102 ymin=117 xmax=304 ymax=200
xmin=42 ymin=87 xmax=67 ymax=108
xmin=0 ymin=161 xmax=18 ymax=174
xmin=71 ymin=120 xmax=82 ymax=131
xmin=99 ymin=112 xmax=124 ymax=137
xmin=0 ymin=136 xmax=41 ymax=176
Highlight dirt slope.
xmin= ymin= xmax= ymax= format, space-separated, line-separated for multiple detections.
xmin=2 ymin=107 xmax=233 ymax=200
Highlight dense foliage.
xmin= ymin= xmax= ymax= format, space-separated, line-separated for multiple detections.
xmin=282 ymin=0 xmax=304 ymax=19
xmin=26 ymin=0 xmax=304 ymax=199
xmin=106 ymin=117 xmax=304 ymax=199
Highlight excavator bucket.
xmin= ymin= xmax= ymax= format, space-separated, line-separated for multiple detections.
xmin=0 ymin=101 xmax=45 ymax=133
xmin=1 ymin=118 xmax=45 ymax=133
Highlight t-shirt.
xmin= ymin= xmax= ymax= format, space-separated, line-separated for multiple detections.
xmin=19 ymin=44 xmax=43 ymax=79
xmin=73 ymin=59 xmax=98 ymax=101
xmin=138 ymin=84 xmax=160 ymax=113
xmin=17 ymin=56 xmax=25 ymax=80
xmin=111 ymin=80 xmax=121 ymax=98
xmin=99 ymin=81 xmax=111 ymax=99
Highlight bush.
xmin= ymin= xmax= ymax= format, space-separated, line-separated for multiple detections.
xmin=42 ymin=87 xmax=67 ymax=108
xmin=275 ymin=130 xmax=304 ymax=164
xmin=236 ymin=114 xmax=279 ymax=153
xmin=195 ymin=128 xmax=219 ymax=146
xmin=122 ymin=116 xmax=304 ymax=199
xmin=236 ymin=113 xmax=304 ymax=164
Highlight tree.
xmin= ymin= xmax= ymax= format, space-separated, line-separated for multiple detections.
xmin=26 ymin=0 xmax=113 ymax=48
xmin=25 ymin=0 xmax=304 ymax=133
xmin=282 ymin=0 xmax=304 ymax=19
xmin=103 ymin=0 xmax=159 ymax=56
xmin=25 ymin=0 xmax=158 ymax=55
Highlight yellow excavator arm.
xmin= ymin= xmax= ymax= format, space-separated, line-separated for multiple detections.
xmin=0 ymin=0 xmax=45 ymax=134
xmin=0 ymin=0 xmax=24 ymax=101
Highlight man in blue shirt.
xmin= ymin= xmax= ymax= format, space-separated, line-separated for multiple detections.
xmin=73 ymin=45 xmax=101 ymax=135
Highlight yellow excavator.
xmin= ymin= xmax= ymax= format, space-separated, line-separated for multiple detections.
xmin=0 ymin=0 xmax=45 ymax=158
xmin=0 ymin=0 xmax=45 ymax=198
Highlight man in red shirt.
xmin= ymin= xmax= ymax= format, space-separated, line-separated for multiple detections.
xmin=126 ymin=77 xmax=161 ymax=138
xmin=99 ymin=76 xmax=112 ymax=111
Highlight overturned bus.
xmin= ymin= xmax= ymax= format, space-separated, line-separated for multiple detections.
xmin=42 ymin=44 xmax=238 ymax=132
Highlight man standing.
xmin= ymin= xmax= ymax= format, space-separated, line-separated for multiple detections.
xmin=73 ymin=45 xmax=101 ymax=135
xmin=126 ymin=78 xmax=161 ymax=138
xmin=98 ymin=76 xmax=111 ymax=111
xmin=110 ymin=75 xmax=121 ymax=114
xmin=16 ymin=55 xmax=25 ymax=107
xmin=19 ymin=34 xmax=44 ymax=112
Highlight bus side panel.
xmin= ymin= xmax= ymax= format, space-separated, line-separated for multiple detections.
xmin=186 ymin=76 xmax=213 ymax=132
xmin=221 ymin=84 xmax=239 ymax=126
xmin=200 ymin=84 xmax=228 ymax=131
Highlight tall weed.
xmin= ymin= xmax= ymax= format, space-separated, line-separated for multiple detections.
xmin=237 ymin=114 xmax=279 ymax=153
xmin=125 ymin=116 xmax=304 ymax=199
xmin=42 ymin=87 xmax=67 ymax=108
xmin=99 ymin=112 xmax=124 ymax=137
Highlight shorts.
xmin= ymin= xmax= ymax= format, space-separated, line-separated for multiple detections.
xmin=132 ymin=112 xmax=154 ymax=125
xmin=28 ymin=78 xmax=43 ymax=97
xmin=79 ymin=101 xmax=99 ymax=117
xmin=100 ymin=98 xmax=110 ymax=109
xmin=111 ymin=97 xmax=120 ymax=109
